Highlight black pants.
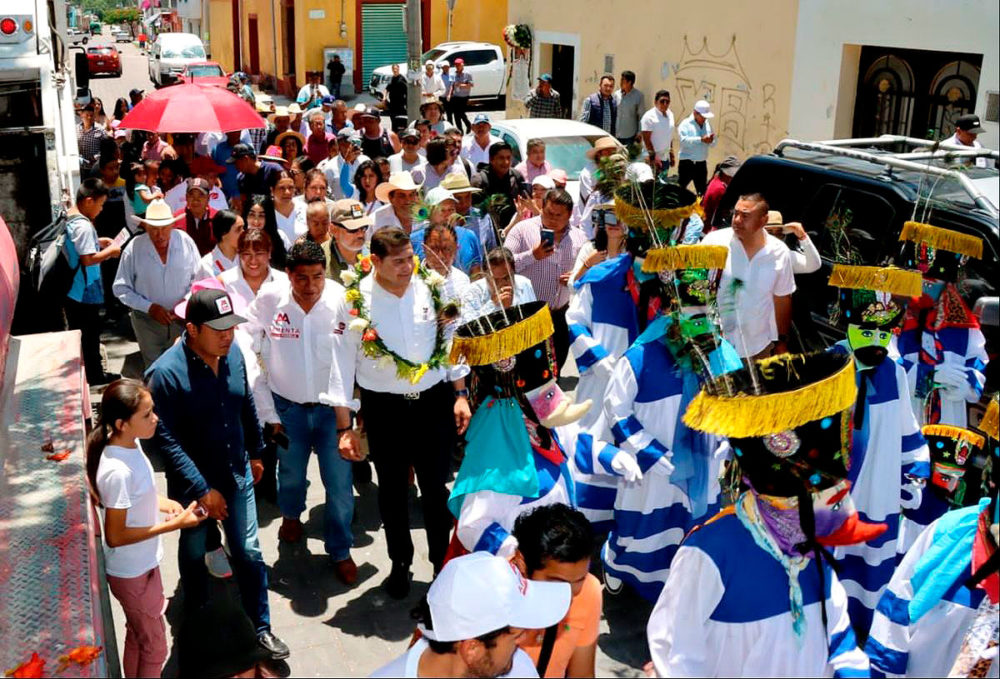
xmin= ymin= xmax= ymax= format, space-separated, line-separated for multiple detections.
xmin=360 ymin=381 xmax=456 ymax=570
xmin=451 ymin=97 xmax=471 ymax=134
xmin=551 ymin=304 xmax=571 ymax=372
xmin=64 ymin=299 xmax=103 ymax=383
xmin=443 ymin=97 xmax=455 ymax=125
xmin=678 ymin=159 xmax=708 ymax=195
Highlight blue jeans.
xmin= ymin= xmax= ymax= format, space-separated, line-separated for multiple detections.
xmin=273 ymin=393 xmax=354 ymax=560
xmin=177 ymin=462 xmax=270 ymax=633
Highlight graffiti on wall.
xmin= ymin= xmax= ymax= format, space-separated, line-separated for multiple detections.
xmin=669 ymin=36 xmax=784 ymax=156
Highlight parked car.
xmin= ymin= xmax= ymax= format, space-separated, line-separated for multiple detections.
xmin=147 ymin=32 xmax=207 ymax=87
xmin=713 ymin=136 xmax=999 ymax=349
xmin=111 ymin=27 xmax=131 ymax=43
xmin=369 ymin=41 xmax=505 ymax=106
xmin=488 ymin=118 xmax=620 ymax=201
xmin=66 ymin=27 xmax=88 ymax=45
xmin=175 ymin=61 xmax=229 ymax=88
xmin=86 ymin=44 xmax=121 ymax=77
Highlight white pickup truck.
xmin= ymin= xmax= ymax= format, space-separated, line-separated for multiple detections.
xmin=369 ymin=41 xmax=506 ymax=106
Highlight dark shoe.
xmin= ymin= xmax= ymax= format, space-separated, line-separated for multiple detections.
xmin=384 ymin=561 xmax=411 ymax=599
xmin=278 ymin=517 xmax=303 ymax=543
xmin=332 ymin=556 xmax=358 ymax=585
xmin=257 ymin=630 xmax=290 ymax=660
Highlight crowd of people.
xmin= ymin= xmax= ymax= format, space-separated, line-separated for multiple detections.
xmin=66 ymin=69 xmax=998 ymax=678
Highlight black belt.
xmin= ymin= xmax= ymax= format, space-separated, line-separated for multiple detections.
xmin=360 ymin=380 xmax=448 ymax=403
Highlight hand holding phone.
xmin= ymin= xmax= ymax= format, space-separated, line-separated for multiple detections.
xmin=540 ymin=228 xmax=555 ymax=247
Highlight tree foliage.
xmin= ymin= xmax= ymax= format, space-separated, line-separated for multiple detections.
xmin=104 ymin=7 xmax=141 ymax=31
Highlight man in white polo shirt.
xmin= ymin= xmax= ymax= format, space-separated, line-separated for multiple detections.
xmin=370 ymin=551 xmax=571 ymax=678
xmin=701 ymin=192 xmax=795 ymax=358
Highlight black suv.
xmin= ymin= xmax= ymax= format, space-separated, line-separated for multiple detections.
xmin=713 ymin=138 xmax=998 ymax=351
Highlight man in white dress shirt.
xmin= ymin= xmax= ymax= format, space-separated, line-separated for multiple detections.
xmin=113 ymin=198 xmax=202 ymax=368
xmin=322 ymin=228 xmax=471 ymax=599
xmin=372 ymin=171 xmax=422 ymax=235
xmin=243 ymin=240 xmax=358 ymax=585
xmin=460 ymin=114 xmax=501 ymax=171
xmin=701 ymin=192 xmax=795 ymax=358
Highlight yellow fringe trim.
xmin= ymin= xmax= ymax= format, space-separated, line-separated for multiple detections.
xmin=614 ymin=196 xmax=703 ymax=230
xmin=449 ymin=304 xmax=554 ymax=366
xmin=979 ymin=397 xmax=998 ymax=440
xmin=682 ymin=356 xmax=857 ymax=437
xmin=899 ymin=221 xmax=983 ymax=259
xmin=641 ymin=245 xmax=729 ymax=273
xmin=827 ymin=265 xmax=924 ymax=297
xmin=922 ymin=424 xmax=986 ymax=449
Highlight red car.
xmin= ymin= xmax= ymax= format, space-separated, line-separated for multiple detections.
xmin=85 ymin=44 xmax=121 ymax=77
xmin=175 ymin=61 xmax=229 ymax=88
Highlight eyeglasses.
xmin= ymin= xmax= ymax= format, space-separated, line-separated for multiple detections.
xmin=657 ymin=98 xmax=670 ymax=104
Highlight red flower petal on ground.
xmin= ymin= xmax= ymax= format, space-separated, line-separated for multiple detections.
xmin=60 ymin=646 xmax=102 ymax=667
xmin=6 ymin=652 xmax=45 ymax=678
xmin=46 ymin=451 xmax=72 ymax=461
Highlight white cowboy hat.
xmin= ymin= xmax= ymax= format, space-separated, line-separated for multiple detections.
xmin=375 ymin=171 xmax=423 ymax=204
xmin=132 ymin=199 xmax=179 ymax=228
xmin=585 ymin=136 xmax=620 ymax=160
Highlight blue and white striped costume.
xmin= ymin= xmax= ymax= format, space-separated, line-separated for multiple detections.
xmin=865 ymin=500 xmax=992 ymax=677
xmin=829 ymin=343 xmax=931 ymax=638
xmin=898 ymin=323 xmax=987 ymax=428
xmin=566 ymin=254 xmax=642 ymax=530
xmin=600 ymin=338 xmax=725 ymax=601
xmin=648 ymin=509 xmax=871 ymax=677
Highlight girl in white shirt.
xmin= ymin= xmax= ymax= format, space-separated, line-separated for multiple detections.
xmin=87 ymin=379 xmax=205 ymax=678
xmin=198 ymin=210 xmax=244 ymax=278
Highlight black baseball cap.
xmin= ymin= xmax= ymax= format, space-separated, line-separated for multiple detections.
xmin=182 ymin=289 xmax=246 ymax=330
xmin=954 ymin=114 xmax=986 ymax=135
xmin=227 ymin=143 xmax=256 ymax=162
xmin=129 ymin=88 xmax=144 ymax=98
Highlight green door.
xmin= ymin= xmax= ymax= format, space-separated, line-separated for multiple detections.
xmin=361 ymin=3 xmax=407 ymax=87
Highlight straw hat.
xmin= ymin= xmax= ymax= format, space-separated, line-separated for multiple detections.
xmin=375 ymin=171 xmax=422 ymax=203
xmin=133 ymin=199 xmax=179 ymax=227
xmin=274 ymin=130 xmax=306 ymax=148
xmin=287 ymin=103 xmax=304 ymax=115
xmin=440 ymin=172 xmax=481 ymax=194
xmin=586 ymin=136 xmax=620 ymax=160
xmin=268 ymin=105 xmax=290 ymax=121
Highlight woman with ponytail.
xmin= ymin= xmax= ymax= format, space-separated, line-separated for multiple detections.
xmin=88 ymin=378 xmax=206 ymax=678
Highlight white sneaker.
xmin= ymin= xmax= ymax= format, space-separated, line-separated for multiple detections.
xmin=205 ymin=547 xmax=232 ymax=579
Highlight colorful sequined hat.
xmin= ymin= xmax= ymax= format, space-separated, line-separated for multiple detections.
xmin=898 ymin=221 xmax=983 ymax=283
xmin=923 ymin=423 xmax=987 ymax=507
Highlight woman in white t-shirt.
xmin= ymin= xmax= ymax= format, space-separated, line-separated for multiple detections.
xmin=197 ymin=210 xmax=244 ymax=278
xmin=87 ymin=379 xmax=205 ymax=678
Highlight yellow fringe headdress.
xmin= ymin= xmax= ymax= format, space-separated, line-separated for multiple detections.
xmin=980 ymin=397 xmax=999 ymax=441
xmin=899 ymin=221 xmax=983 ymax=259
xmin=614 ymin=195 xmax=704 ymax=231
xmin=641 ymin=244 xmax=729 ymax=273
xmin=922 ymin=424 xmax=986 ymax=450
xmin=827 ymin=265 xmax=923 ymax=297
xmin=683 ymin=353 xmax=857 ymax=437
xmin=450 ymin=302 xmax=554 ymax=366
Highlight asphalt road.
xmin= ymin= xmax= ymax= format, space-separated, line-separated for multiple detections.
xmin=88 ymin=31 xmax=644 ymax=677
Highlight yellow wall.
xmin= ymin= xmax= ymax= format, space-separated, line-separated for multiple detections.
xmin=429 ymin=0 xmax=508 ymax=47
xmin=506 ymin=0 xmax=800 ymax=165
xmin=295 ymin=0 xmax=357 ymax=80
xmin=208 ymin=0 xmax=234 ymax=73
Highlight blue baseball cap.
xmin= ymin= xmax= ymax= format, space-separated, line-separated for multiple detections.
xmin=322 ymin=95 xmax=336 ymax=105
xmin=538 ymin=73 xmax=552 ymax=83
xmin=472 ymin=113 xmax=491 ymax=126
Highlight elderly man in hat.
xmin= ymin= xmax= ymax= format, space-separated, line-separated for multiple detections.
xmin=448 ymin=57 xmax=475 ymax=133
xmin=677 ymin=99 xmax=717 ymax=195
xmin=461 ymin=113 xmax=501 ymax=170
xmin=114 ymin=199 xmax=202 ymax=368
xmin=263 ymin=105 xmax=292 ymax=151
xmin=524 ymin=74 xmax=563 ymax=119
xmin=173 ymin=177 xmax=219 ymax=255
xmin=372 ymin=171 xmax=422 ymax=235
xmin=943 ymin=113 xmax=991 ymax=168
xmin=578 ymin=137 xmax=619 ymax=209
xmin=322 ymin=199 xmax=371 ymax=280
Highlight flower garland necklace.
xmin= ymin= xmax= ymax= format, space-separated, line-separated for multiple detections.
xmin=339 ymin=254 xmax=459 ymax=385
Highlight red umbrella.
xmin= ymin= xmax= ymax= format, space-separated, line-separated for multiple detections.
xmin=118 ymin=83 xmax=265 ymax=133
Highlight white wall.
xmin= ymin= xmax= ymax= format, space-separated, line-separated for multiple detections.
xmin=788 ymin=0 xmax=999 ymax=148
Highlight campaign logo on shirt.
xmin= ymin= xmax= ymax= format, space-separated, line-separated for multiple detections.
xmin=333 ymin=320 xmax=346 ymax=335
xmin=270 ymin=311 xmax=301 ymax=339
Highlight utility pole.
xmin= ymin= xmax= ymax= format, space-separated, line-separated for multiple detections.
xmin=405 ymin=0 xmax=422 ymax=123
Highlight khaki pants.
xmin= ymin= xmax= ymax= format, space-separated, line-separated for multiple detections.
xmin=130 ymin=310 xmax=183 ymax=369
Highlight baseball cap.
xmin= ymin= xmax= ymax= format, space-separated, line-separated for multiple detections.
xmin=400 ymin=127 xmax=421 ymax=141
xmin=693 ymin=100 xmax=714 ymax=118
xmin=129 ymin=88 xmax=144 ymax=98
xmin=717 ymin=155 xmax=742 ymax=177
xmin=336 ymin=127 xmax=357 ymax=141
xmin=419 ymin=552 xmax=570 ymax=643
xmin=425 ymin=186 xmax=457 ymax=207
xmin=538 ymin=73 xmax=553 ymax=83
xmin=321 ymin=95 xmax=336 ymax=105
xmin=331 ymin=199 xmax=373 ymax=231
xmin=548 ymin=169 xmax=568 ymax=185
xmin=186 ymin=177 xmax=211 ymax=194
xmin=440 ymin=60 xmax=450 ymax=67
xmin=954 ymin=113 xmax=986 ymax=134
xmin=358 ymin=105 xmax=380 ymax=119
xmin=453 ymin=57 xmax=465 ymax=65
xmin=177 ymin=288 xmax=246 ymax=331
xmin=472 ymin=113 xmax=491 ymax=126
xmin=425 ymin=60 xmax=435 ymax=68
xmin=532 ymin=175 xmax=555 ymax=190
xmin=227 ymin=143 xmax=256 ymax=162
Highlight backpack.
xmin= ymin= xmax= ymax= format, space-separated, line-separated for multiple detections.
xmin=27 ymin=211 xmax=83 ymax=300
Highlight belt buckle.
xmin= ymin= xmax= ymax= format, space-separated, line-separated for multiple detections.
xmin=402 ymin=391 xmax=420 ymax=401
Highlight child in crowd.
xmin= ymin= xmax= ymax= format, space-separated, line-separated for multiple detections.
xmin=86 ymin=379 xmax=206 ymax=678
xmin=130 ymin=160 xmax=162 ymax=218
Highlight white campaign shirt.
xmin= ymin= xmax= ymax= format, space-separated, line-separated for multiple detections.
xmin=96 ymin=443 xmax=164 ymax=578
xmin=113 ymin=229 xmax=202 ymax=313
xmin=370 ymin=638 xmax=539 ymax=678
xmin=219 ymin=265 xmax=288 ymax=303
xmin=640 ymin=107 xmax=676 ymax=161
xmin=197 ymin=245 xmax=239 ymax=278
xmin=163 ymin=183 xmax=228 ymax=214
xmin=321 ymin=273 xmax=469 ymax=409
xmin=273 ymin=205 xmax=300 ymax=244
xmin=701 ymin=227 xmax=795 ymax=357
xmin=244 ymin=279 xmax=343 ymax=424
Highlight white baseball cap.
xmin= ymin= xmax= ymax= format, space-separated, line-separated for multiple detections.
xmin=420 ymin=552 xmax=571 ymax=643
xmin=693 ymin=100 xmax=714 ymax=118
xmin=531 ymin=175 xmax=555 ymax=190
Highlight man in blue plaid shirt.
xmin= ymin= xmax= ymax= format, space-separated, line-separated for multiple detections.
xmin=524 ymin=74 xmax=564 ymax=118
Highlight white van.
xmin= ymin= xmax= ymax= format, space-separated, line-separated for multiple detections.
xmin=147 ymin=32 xmax=206 ymax=87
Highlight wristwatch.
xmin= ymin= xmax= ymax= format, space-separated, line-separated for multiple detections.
xmin=454 ymin=388 xmax=470 ymax=399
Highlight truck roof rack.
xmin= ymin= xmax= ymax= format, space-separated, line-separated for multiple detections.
xmin=773 ymin=135 xmax=998 ymax=219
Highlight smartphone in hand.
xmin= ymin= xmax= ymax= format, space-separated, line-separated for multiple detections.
xmin=540 ymin=228 xmax=555 ymax=248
